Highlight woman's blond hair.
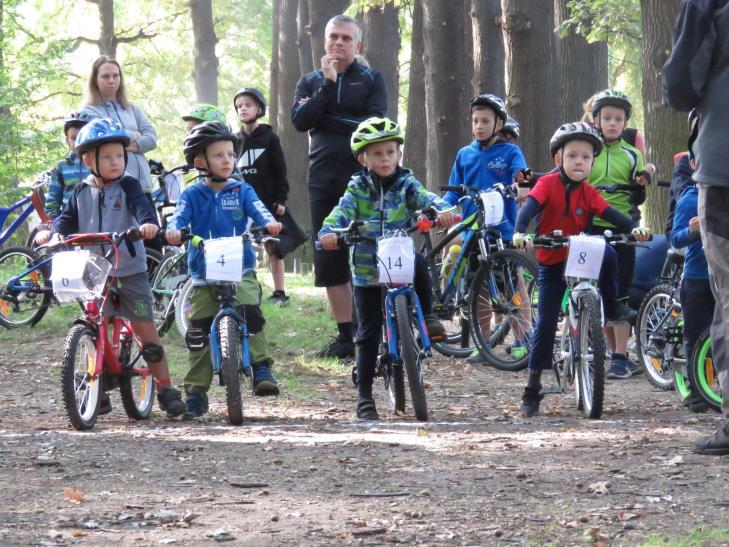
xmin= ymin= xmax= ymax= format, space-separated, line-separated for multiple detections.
xmin=85 ymin=55 xmax=130 ymax=107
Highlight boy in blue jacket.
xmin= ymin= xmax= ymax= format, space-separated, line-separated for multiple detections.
xmin=166 ymin=122 xmax=282 ymax=419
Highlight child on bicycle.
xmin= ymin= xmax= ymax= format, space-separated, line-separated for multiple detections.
xmin=234 ymin=87 xmax=292 ymax=306
xmin=512 ymin=122 xmax=650 ymax=417
xmin=165 ymin=121 xmax=282 ymax=419
xmin=588 ymin=90 xmax=652 ymax=379
xmin=443 ymin=93 xmax=529 ymax=364
xmin=318 ymin=117 xmax=455 ymax=421
xmin=48 ymin=117 xmax=186 ymax=418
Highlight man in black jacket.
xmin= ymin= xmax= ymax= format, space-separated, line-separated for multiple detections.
xmin=291 ymin=14 xmax=388 ymax=359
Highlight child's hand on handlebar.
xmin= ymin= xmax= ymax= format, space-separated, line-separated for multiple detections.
xmin=166 ymin=229 xmax=182 ymax=246
xmin=512 ymin=232 xmax=533 ymax=251
xmin=139 ymin=223 xmax=159 ymax=240
xmin=631 ymin=226 xmax=651 ymax=241
xmin=319 ymin=233 xmax=338 ymax=251
xmin=266 ymin=221 xmax=283 ymax=236
xmin=34 ymin=229 xmax=52 ymax=246
xmin=435 ymin=210 xmax=455 ymax=228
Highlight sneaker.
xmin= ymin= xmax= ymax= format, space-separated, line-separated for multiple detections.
xmin=99 ymin=392 xmax=112 ymax=415
xmin=510 ymin=341 xmax=528 ymax=360
xmin=605 ymin=300 xmax=637 ymax=323
xmin=424 ymin=314 xmax=445 ymax=340
xmin=466 ymin=348 xmax=489 ymax=365
xmin=267 ymin=291 xmax=290 ymax=306
xmin=624 ymin=357 xmax=642 ymax=377
xmin=520 ymin=386 xmax=544 ymax=418
xmin=605 ymin=357 xmax=632 ymax=379
xmin=183 ymin=389 xmax=208 ymax=420
xmin=683 ymin=393 xmax=709 ymax=413
xmin=315 ymin=335 xmax=355 ymax=360
xmin=356 ymin=397 xmax=379 ymax=421
xmin=157 ymin=386 xmax=186 ymax=418
xmin=253 ymin=362 xmax=280 ymax=396
xmin=693 ymin=421 xmax=729 ymax=455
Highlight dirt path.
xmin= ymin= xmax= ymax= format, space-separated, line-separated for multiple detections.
xmin=1 ymin=332 xmax=728 ymax=545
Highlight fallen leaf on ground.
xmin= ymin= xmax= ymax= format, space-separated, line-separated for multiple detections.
xmin=63 ymin=488 xmax=85 ymax=504
xmin=587 ymin=481 xmax=610 ymax=495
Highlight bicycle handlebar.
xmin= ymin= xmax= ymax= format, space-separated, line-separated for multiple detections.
xmin=532 ymin=230 xmax=651 ymax=249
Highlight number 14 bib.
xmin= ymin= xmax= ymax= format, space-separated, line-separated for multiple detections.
xmin=377 ymin=236 xmax=415 ymax=284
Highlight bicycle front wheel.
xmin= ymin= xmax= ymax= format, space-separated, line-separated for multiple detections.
xmin=469 ymin=249 xmax=537 ymax=371
xmin=152 ymin=253 xmax=188 ymax=336
xmin=635 ymin=284 xmax=676 ymax=390
xmin=220 ymin=315 xmax=244 ymax=425
xmin=174 ymin=277 xmax=194 ymax=337
xmin=577 ymin=292 xmax=605 ymax=419
xmin=0 ymin=246 xmax=51 ymax=328
xmin=395 ymin=293 xmax=428 ymax=421
xmin=119 ymin=333 xmax=155 ymax=420
xmin=145 ymin=248 xmax=164 ymax=284
xmin=61 ymin=324 xmax=101 ymax=431
xmin=688 ymin=329 xmax=723 ymax=413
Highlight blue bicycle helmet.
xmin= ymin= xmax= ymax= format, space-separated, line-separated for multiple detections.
xmin=75 ymin=118 xmax=131 ymax=156
xmin=63 ymin=111 xmax=96 ymax=135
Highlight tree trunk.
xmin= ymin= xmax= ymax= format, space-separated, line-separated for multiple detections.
xmin=501 ymin=0 xmax=560 ymax=171
xmin=189 ymin=0 xmax=219 ymax=105
xmin=278 ymin=0 xmax=311 ymax=231
xmin=269 ymin=0 xmax=281 ymax=132
xmin=640 ymin=0 xmax=684 ymax=232
xmin=297 ymin=0 xmax=313 ymax=75
xmin=307 ymin=0 xmax=351 ymax=65
xmin=361 ymin=1 xmax=400 ymax=121
xmin=403 ymin=0 xmax=428 ymax=186
xmin=97 ymin=0 xmax=116 ymax=56
xmin=470 ymin=0 xmax=505 ymax=97
xmin=422 ymin=1 xmax=470 ymax=192
xmin=554 ymin=0 xmax=608 ymax=121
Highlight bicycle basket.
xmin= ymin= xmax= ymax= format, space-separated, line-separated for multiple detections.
xmin=51 ymin=250 xmax=112 ymax=303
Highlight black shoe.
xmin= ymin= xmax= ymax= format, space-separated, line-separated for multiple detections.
xmin=684 ymin=393 xmax=709 ymax=413
xmin=157 ymin=386 xmax=186 ymax=418
xmin=267 ymin=291 xmax=290 ymax=306
xmin=99 ymin=392 xmax=112 ymax=415
xmin=315 ymin=335 xmax=355 ymax=359
xmin=694 ymin=421 xmax=729 ymax=455
xmin=520 ymin=386 xmax=544 ymax=418
xmin=605 ymin=300 xmax=637 ymax=323
xmin=356 ymin=398 xmax=379 ymax=421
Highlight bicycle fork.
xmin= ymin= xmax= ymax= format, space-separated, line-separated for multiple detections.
xmin=210 ymin=308 xmax=253 ymax=381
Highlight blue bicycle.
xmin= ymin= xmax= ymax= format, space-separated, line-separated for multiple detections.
xmin=0 ymin=172 xmax=50 ymax=249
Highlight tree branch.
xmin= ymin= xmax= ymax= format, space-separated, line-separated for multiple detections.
xmin=68 ymin=35 xmax=100 ymax=52
xmin=28 ymin=91 xmax=82 ymax=106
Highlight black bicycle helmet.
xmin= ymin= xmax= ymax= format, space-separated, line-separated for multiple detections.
xmin=63 ymin=111 xmax=96 ymax=135
xmin=549 ymin=122 xmax=603 ymax=157
xmin=470 ymin=93 xmax=508 ymax=122
xmin=591 ymin=89 xmax=632 ymax=120
xmin=502 ymin=116 xmax=520 ymax=139
xmin=183 ymin=121 xmax=238 ymax=165
xmin=233 ymin=87 xmax=266 ymax=119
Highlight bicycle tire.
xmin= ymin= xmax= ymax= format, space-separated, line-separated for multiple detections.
xmin=468 ymin=249 xmax=537 ymax=371
xmin=118 ymin=332 xmax=155 ymax=420
xmin=152 ymin=253 xmax=188 ymax=336
xmin=688 ymin=329 xmax=723 ymax=413
xmin=635 ymin=284 xmax=676 ymax=390
xmin=220 ymin=315 xmax=244 ymax=425
xmin=385 ymin=358 xmax=406 ymax=414
xmin=61 ymin=323 xmax=101 ymax=431
xmin=395 ymin=293 xmax=428 ymax=421
xmin=145 ymin=248 xmax=164 ymax=284
xmin=174 ymin=277 xmax=194 ymax=337
xmin=577 ymin=291 xmax=605 ymax=419
xmin=0 ymin=246 xmax=51 ymax=329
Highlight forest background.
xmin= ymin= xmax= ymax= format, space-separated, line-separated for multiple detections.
xmin=0 ymin=0 xmax=685 ymax=234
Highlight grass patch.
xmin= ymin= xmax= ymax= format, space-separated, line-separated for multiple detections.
xmin=643 ymin=526 xmax=729 ymax=546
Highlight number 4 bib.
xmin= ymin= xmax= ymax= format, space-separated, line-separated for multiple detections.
xmin=205 ymin=237 xmax=244 ymax=282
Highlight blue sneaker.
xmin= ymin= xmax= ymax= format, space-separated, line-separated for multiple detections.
xmin=606 ymin=356 xmax=631 ymax=379
xmin=624 ymin=357 xmax=643 ymax=376
xmin=253 ymin=362 xmax=280 ymax=396
xmin=183 ymin=389 xmax=208 ymax=420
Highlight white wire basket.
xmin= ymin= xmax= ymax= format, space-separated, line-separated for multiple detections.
xmin=51 ymin=250 xmax=112 ymax=303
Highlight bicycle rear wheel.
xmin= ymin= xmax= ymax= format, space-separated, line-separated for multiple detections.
xmin=152 ymin=252 xmax=188 ymax=336
xmin=635 ymin=284 xmax=676 ymax=390
xmin=61 ymin=324 xmax=101 ymax=430
xmin=0 ymin=246 xmax=51 ymax=328
xmin=469 ymin=249 xmax=537 ymax=371
xmin=688 ymin=329 xmax=723 ymax=413
xmin=220 ymin=315 xmax=244 ymax=425
xmin=119 ymin=332 xmax=155 ymax=420
xmin=145 ymin=248 xmax=164 ymax=284
xmin=577 ymin=292 xmax=605 ymax=419
xmin=431 ymin=280 xmax=474 ymax=358
xmin=395 ymin=293 xmax=428 ymax=421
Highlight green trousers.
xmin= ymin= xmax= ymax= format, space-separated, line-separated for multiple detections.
xmin=184 ymin=276 xmax=273 ymax=393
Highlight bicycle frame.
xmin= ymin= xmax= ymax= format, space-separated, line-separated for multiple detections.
xmin=0 ymin=183 xmax=49 ymax=247
xmin=209 ymin=296 xmax=252 ymax=376
xmin=384 ymin=284 xmax=432 ymax=360
xmin=4 ymin=253 xmax=53 ymax=296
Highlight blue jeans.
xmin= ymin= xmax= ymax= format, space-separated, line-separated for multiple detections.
xmin=528 ymin=245 xmax=619 ymax=371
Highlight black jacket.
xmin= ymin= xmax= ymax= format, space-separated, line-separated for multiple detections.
xmin=291 ymin=59 xmax=388 ymax=184
xmin=236 ymin=124 xmax=289 ymax=211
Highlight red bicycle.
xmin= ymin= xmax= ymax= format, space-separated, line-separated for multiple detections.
xmin=50 ymin=229 xmax=156 ymax=430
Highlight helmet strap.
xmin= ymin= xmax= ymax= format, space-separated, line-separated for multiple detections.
xmin=90 ymin=147 xmax=128 ymax=185
xmin=200 ymin=151 xmax=229 ymax=184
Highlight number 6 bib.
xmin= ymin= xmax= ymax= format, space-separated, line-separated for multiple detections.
xmin=565 ymin=235 xmax=605 ymax=280
xmin=205 ymin=236 xmax=244 ymax=282
xmin=378 ymin=235 xmax=415 ymax=285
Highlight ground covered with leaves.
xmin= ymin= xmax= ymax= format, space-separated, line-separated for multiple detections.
xmin=1 ymin=281 xmax=729 ymax=545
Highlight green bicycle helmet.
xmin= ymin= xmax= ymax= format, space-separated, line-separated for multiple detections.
xmin=591 ymin=89 xmax=632 ymax=120
xmin=350 ymin=117 xmax=404 ymax=155
xmin=182 ymin=103 xmax=227 ymax=124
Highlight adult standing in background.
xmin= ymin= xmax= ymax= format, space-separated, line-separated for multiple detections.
xmin=291 ymin=15 xmax=388 ymax=359
xmin=663 ymin=0 xmax=729 ymax=455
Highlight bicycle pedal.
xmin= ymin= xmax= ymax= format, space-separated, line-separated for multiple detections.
xmin=539 ymin=386 xmax=562 ymax=395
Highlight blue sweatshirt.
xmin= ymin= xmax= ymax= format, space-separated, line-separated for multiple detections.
xmin=671 ymin=186 xmax=708 ymax=280
xmin=168 ymin=179 xmax=274 ymax=282
xmin=442 ymin=140 xmax=526 ymax=240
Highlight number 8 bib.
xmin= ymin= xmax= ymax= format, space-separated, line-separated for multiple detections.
xmin=205 ymin=236 xmax=244 ymax=282
xmin=378 ymin=235 xmax=415 ymax=284
xmin=565 ymin=235 xmax=605 ymax=280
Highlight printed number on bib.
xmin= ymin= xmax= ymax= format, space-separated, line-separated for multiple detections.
xmin=565 ymin=235 xmax=605 ymax=280
xmin=205 ymin=237 xmax=244 ymax=282
xmin=479 ymin=191 xmax=504 ymax=226
xmin=378 ymin=236 xmax=415 ymax=285
xmin=51 ymin=250 xmax=112 ymax=303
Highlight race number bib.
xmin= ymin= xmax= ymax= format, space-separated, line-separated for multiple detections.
xmin=205 ymin=237 xmax=243 ymax=282
xmin=378 ymin=236 xmax=415 ymax=285
xmin=479 ymin=191 xmax=504 ymax=226
xmin=565 ymin=235 xmax=606 ymax=280
xmin=52 ymin=250 xmax=111 ymax=303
